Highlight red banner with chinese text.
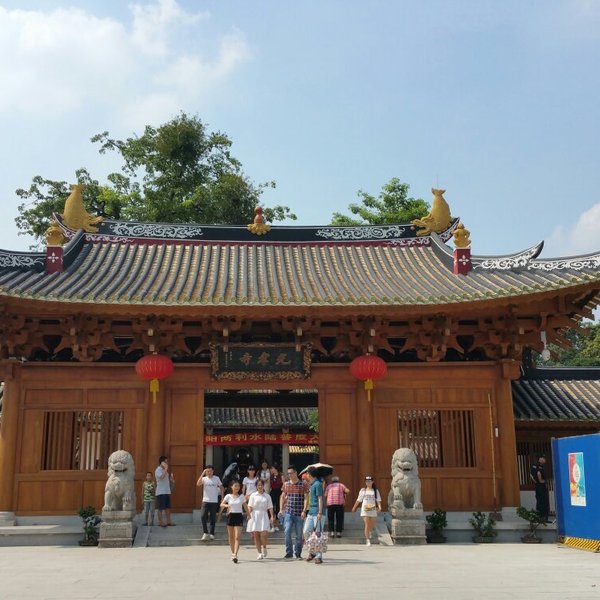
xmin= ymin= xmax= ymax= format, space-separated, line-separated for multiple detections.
xmin=204 ymin=432 xmax=319 ymax=446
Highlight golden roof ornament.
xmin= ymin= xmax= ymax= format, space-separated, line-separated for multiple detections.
xmin=411 ymin=188 xmax=452 ymax=236
xmin=62 ymin=184 xmax=103 ymax=232
xmin=247 ymin=206 xmax=271 ymax=236
xmin=453 ymin=222 xmax=471 ymax=248
xmin=45 ymin=218 xmax=66 ymax=246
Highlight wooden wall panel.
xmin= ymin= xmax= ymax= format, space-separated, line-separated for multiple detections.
xmin=322 ymin=393 xmax=353 ymax=444
xmin=170 ymin=466 xmax=196 ymax=509
xmin=17 ymin=481 xmax=81 ymax=512
xmin=167 ymin=389 xmax=203 ymax=510
xmin=19 ymin=411 xmax=43 ymax=474
xmin=439 ymin=477 xmax=494 ymax=510
xmin=420 ymin=477 xmax=438 ymax=509
xmin=374 ymin=407 xmax=398 ymax=475
xmin=169 ymin=391 xmax=200 ymax=444
xmin=331 ymin=464 xmax=355 ymax=509
xmin=88 ymin=388 xmax=145 ymax=407
xmin=82 ymin=480 xmax=108 ymax=510
xmin=169 ymin=444 xmax=197 ymax=465
xmin=323 ymin=444 xmax=352 ymax=463
xmin=24 ymin=389 xmax=83 ymax=407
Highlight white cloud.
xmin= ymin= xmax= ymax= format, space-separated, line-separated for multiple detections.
xmin=157 ymin=30 xmax=250 ymax=89
xmin=130 ymin=0 xmax=206 ymax=58
xmin=0 ymin=1 xmax=249 ymax=122
xmin=546 ymin=202 xmax=600 ymax=257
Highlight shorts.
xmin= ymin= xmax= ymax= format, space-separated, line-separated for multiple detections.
xmin=156 ymin=494 xmax=171 ymax=510
xmin=227 ymin=513 xmax=244 ymax=527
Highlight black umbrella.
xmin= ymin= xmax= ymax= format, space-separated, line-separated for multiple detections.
xmin=299 ymin=462 xmax=334 ymax=478
xmin=222 ymin=462 xmax=238 ymax=487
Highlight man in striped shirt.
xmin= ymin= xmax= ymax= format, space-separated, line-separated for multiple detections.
xmin=279 ymin=465 xmax=307 ymax=559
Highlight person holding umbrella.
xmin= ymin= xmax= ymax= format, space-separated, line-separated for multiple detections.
xmin=303 ymin=466 xmax=326 ymax=564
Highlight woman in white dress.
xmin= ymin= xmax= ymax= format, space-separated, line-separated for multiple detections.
xmin=351 ymin=475 xmax=382 ymax=546
xmin=220 ymin=481 xmax=251 ymax=563
xmin=247 ymin=479 xmax=274 ymax=559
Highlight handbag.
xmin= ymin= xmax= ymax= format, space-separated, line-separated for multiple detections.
xmin=362 ymin=490 xmax=376 ymax=510
xmin=304 ymin=519 xmax=328 ymax=554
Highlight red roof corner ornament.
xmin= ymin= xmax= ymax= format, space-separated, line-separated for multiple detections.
xmin=349 ymin=354 xmax=388 ymax=402
xmin=135 ymin=354 xmax=174 ymax=403
xmin=45 ymin=219 xmax=66 ymax=274
xmin=453 ymin=222 xmax=472 ymax=275
xmin=247 ymin=206 xmax=271 ymax=236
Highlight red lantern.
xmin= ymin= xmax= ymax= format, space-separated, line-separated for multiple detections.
xmin=349 ymin=354 xmax=387 ymax=402
xmin=135 ymin=354 xmax=174 ymax=403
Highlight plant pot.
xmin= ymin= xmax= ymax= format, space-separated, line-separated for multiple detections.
xmin=427 ymin=532 xmax=447 ymax=544
xmin=472 ymin=535 xmax=495 ymax=543
xmin=78 ymin=539 xmax=99 ymax=546
xmin=521 ymin=535 xmax=542 ymax=544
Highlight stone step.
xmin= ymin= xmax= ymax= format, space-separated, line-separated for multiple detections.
xmin=0 ymin=510 xmax=557 ymax=547
xmin=142 ymin=523 xmax=387 ymax=547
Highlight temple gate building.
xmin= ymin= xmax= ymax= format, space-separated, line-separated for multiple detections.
xmin=0 ymin=187 xmax=599 ymax=519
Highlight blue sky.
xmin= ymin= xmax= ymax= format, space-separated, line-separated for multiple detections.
xmin=1 ymin=0 xmax=600 ymax=257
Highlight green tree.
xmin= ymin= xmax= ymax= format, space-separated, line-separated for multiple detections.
xmin=16 ymin=113 xmax=295 ymax=243
xmin=542 ymin=323 xmax=600 ymax=367
xmin=330 ymin=178 xmax=429 ymax=226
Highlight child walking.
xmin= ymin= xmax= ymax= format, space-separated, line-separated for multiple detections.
xmin=142 ymin=471 xmax=156 ymax=526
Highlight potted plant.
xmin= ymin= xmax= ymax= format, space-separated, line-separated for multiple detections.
xmin=78 ymin=506 xmax=101 ymax=546
xmin=426 ymin=509 xmax=448 ymax=543
xmin=469 ymin=511 xmax=497 ymax=543
xmin=516 ymin=506 xmax=546 ymax=543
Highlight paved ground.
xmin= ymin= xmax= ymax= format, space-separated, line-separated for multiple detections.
xmin=0 ymin=542 xmax=598 ymax=600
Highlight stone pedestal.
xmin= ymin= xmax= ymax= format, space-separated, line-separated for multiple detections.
xmin=98 ymin=510 xmax=137 ymax=548
xmin=390 ymin=508 xmax=427 ymax=545
xmin=0 ymin=511 xmax=16 ymax=526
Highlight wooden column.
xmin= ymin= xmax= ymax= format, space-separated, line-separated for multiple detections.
xmin=146 ymin=381 xmax=164 ymax=477
xmin=0 ymin=364 xmax=20 ymax=513
xmin=496 ymin=360 xmax=521 ymax=507
xmin=356 ymin=382 xmax=375 ymax=487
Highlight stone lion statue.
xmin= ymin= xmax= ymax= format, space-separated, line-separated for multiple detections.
xmin=388 ymin=448 xmax=423 ymax=513
xmin=103 ymin=450 xmax=136 ymax=512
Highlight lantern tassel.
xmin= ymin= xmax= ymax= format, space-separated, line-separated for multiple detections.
xmin=365 ymin=379 xmax=373 ymax=402
xmin=150 ymin=378 xmax=159 ymax=404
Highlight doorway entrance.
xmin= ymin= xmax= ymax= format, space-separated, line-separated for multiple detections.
xmin=203 ymin=389 xmax=318 ymax=481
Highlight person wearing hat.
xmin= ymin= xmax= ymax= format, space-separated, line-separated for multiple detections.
xmin=352 ymin=475 xmax=382 ymax=546
xmin=325 ymin=476 xmax=350 ymax=538
xmin=530 ymin=454 xmax=549 ymax=523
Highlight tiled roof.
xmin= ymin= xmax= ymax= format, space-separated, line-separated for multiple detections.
xmin=204 ymin=407 xmax=314 ymax=428
xmin=0 ymin=220 xmax=599 ymax=308
xmin=512 ymin=379 xmax=600 ymax=422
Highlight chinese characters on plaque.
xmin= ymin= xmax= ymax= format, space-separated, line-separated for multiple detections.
xmin=204 ymin=432 xmax=319 ymax=446
xmin=210 ymin=343 xmax=311 ymax=380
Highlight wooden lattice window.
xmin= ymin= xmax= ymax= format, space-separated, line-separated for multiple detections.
xmin=42 ymin=411 xmax=123 ymax=470
xmin=398 ymin=409 xmax=477 ymax=468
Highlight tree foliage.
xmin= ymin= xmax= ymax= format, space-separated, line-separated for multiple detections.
xmin=330 ymin=178 xmax=429 ymax=226
xmin=541 ymin=322 xmax=600 ymax=367
xmin=16 ymin=113 xmax=295 ymax=244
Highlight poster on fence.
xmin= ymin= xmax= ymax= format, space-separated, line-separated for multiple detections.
xmin=568 ymin=452 xmax=586 ymax=507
